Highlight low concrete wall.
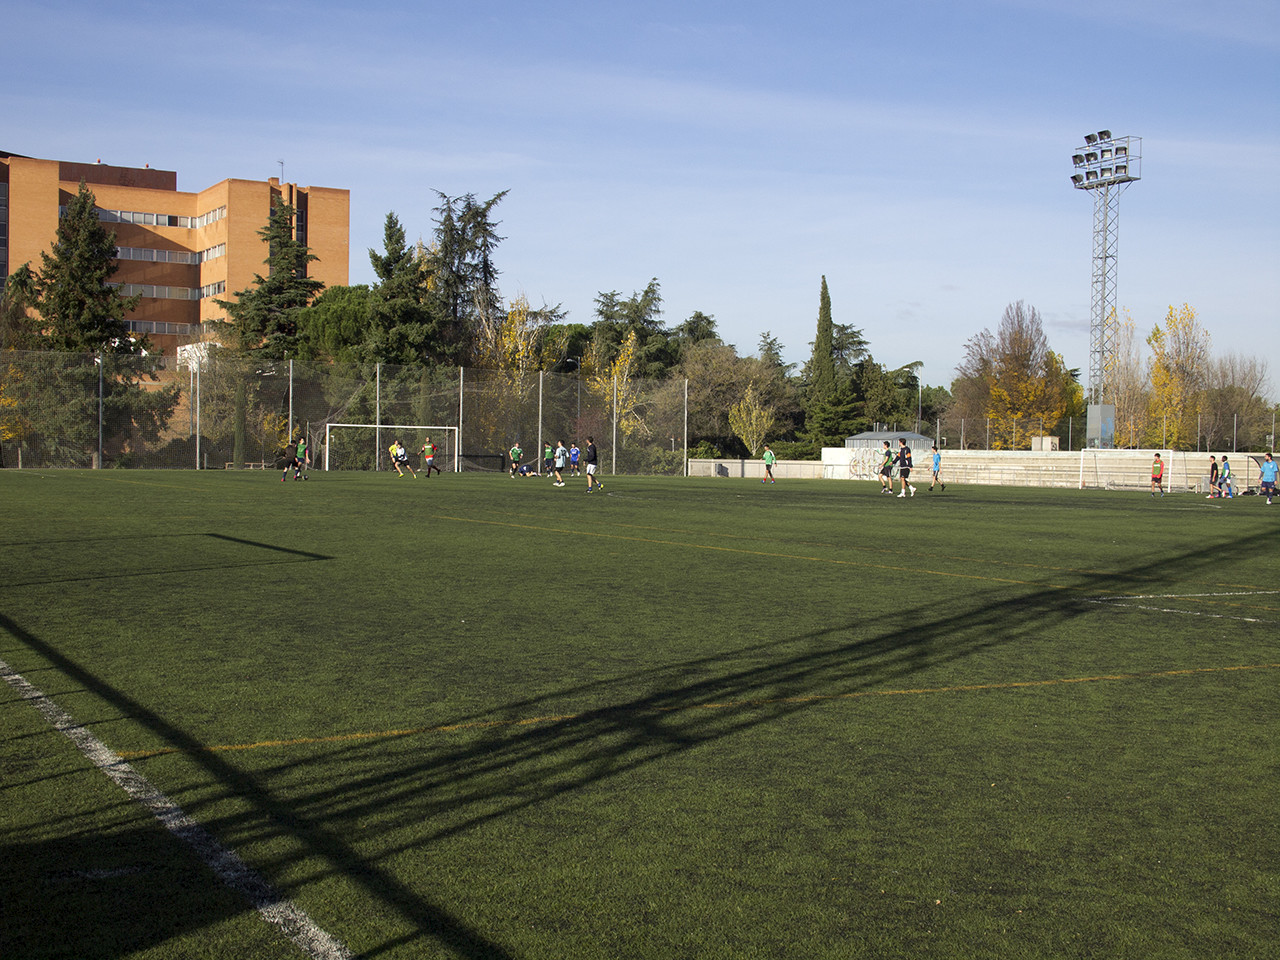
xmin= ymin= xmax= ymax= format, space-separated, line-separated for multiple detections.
xmin=689 ymin=449 xmax=1258 ymax=492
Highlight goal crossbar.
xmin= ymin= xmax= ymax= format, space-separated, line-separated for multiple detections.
xmin=323 ymin=423 xmax=459 ymax=472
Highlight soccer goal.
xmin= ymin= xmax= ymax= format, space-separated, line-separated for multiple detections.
xmin=323 ymin=423 xmax=459 ymax=472
xmin=1077 ymin=448 xmax=1185 ymax=491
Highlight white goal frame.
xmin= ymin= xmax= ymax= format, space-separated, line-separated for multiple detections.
xmin=323 ymin=423 xmax=459 ymax=473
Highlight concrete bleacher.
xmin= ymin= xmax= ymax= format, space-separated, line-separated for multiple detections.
xmin=688 ymin=449 xmax=1258 ymax=492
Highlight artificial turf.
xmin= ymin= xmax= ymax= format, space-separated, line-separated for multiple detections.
xmin=2 ymin=469 xmax=1276 ymax=959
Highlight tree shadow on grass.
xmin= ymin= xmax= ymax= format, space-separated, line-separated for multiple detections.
xmin=2 ymin=527 xmax=1274 ymax=959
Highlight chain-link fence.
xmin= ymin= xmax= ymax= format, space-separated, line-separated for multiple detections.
xmin=0 ymin=350 xmax=691 ymax=474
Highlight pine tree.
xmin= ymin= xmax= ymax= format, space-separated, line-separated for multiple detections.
xmin=35 ymin=182 xmax=143 ymax=354
xmin=216 ymin=198 xmax=324 ymax=358
xmin=805 ymin=276 xmax=837 ymax=405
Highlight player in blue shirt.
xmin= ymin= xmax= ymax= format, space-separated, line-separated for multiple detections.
xmin=928 ymin=444 xmax=945 ymax=492
xmin=1260 ymin=452 xmax=1277 ymax=505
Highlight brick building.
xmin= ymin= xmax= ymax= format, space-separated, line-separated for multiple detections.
xmin=0 ymin=150 xmax=349 ymax=353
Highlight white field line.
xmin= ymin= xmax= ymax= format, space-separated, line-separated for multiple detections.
xmin=0 ymin=658 xmax=353 ymax=960
xmin=1086 ymin=589 xmax=1280 ymax=624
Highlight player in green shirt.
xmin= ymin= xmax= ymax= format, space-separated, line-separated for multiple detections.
xmin=509 ymin=442 xmax=522 ymax=478
xmin=761 ymin=445 xmax=777 ymax=484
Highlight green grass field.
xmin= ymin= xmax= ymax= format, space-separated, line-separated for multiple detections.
xmin=2 ymin=469 xmax=1276 ymax=959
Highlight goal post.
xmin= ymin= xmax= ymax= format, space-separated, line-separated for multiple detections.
xmin=323 ymin=423 xmax=459 ymax=472
xmin=1077 ymin=448 xmax=1186 ymax=491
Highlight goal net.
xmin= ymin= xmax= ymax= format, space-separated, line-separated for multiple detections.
xmin=1077 ymin=448 xmax=1193 ymax=491
xmin=323 ymin=423 xmax=458 ymax=472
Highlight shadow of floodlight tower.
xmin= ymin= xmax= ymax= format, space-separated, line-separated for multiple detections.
xmin=1071 ymin=129 xmax=1142 ymax=447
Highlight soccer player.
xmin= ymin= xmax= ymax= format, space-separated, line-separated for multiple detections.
xmin=509 ymin=441 xmax=522 ymax=478
xmin=553 ymin=440 xmax=568 ymax=486
xmin=569 ymin=442 xmax=581 ymax=477
xmin=1220 ymin=455 xmax=1234 ymax=498
xmin=584 ymin=436 xmax=604 ymax=492
xmin=929 ymin=444 xmax=944 ymax=491
xmin=1207 ymin=456 xmax=1220 ymax=498
xmin=1151 ymin=453 xmax=1164 ymax=497
xmin=294 ymin=435 xmax=309 ymax=480
xmin=420 ymin=437 xmax=441 ymax=477
xmin=543 ymin=442 xmax=553 ymax=478
xmin=761 ymin=444 xmax=776 ymax=484
xmin=878 ymin=440 xmax=894 ymax=494
xmin=1260 ymin=452 xmax=1277 ymax=505
xmin=390 ymin=439 xmax=416 ymax=477
xmin=894 ymin=438 xmax=915 ymax=498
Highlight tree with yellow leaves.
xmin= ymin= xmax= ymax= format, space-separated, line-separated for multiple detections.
xmin=728 ymin=382 xmax=777 ymax=456
xmin=1145 ymin=303 xmax=1210 ymax=449
xmin=582 ymin=328 xmax=648 ymax=441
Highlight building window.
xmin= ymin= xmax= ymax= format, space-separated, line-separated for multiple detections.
xmin=115 ymin=246 xmax=200 ymax=265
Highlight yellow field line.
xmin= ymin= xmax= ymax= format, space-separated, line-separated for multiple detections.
xmin=117 ymin=662 xmax=1280 ymax=761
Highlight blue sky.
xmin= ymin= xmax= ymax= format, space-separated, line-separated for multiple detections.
xmin=5 ymin=0 xmax=1278 ymax=391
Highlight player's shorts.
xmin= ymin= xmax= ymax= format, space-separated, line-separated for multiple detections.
xmin=586 ymin=463 xmax=597 ymax=475
xmin=899 ymin=468 xmax=911 ymax=480
xmin=880 ymin=466 xmax=893 ymax=477
xmin=1262 ymin=481 xmax=1276 ymax=496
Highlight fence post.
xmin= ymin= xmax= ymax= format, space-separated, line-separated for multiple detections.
xmin=97 ymin=352 xmax=104 ymax=469
xmin=376 ymin=362 xmax=382 ymax=471
xmin=537 ymin=370 xmax=543 ymax=472
xmin=612 ymin=375 xmax=618 ymax=475
xmin=195 ymin=362 xmax=201 ymax=470
xmin=288 ymin=359 xmax=294 ymax=444
xmin=457 ymin=366 xmax=464 ymax=473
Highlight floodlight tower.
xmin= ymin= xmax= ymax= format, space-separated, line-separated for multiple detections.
xmin=1070 ymin=130 xmax=1142 ymax=409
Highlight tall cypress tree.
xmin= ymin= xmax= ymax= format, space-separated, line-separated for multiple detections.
xmin=807 ymin=276 xmax=836 ymax=404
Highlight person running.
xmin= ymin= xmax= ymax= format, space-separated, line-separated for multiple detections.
xmin=878 ymin=440 xmax=894 ymax=494
xmin=569 ymin=442 xmax=581 ymax=477
xmin=390 ymin=439 xmax=416 ymax=477
xmin=929 ymin=444 xmax=944 ymax=492
xmin=509 ymin=441 xmax=523 ymax=478
xmin=553 ymin=439 xmax=568 ymax=486
xmin=420 ymin=437 xmax=442 ymax=477
xmin=761 ymin=444 xmax=777 ymax=484
xmin=894 ymin=438 xmax=915 ymax=498
xmin=584 ymin=436 xmax=604 ymax=492
xmin=1151 ymin=453 xmax=1164 ymax=497
xmin=1260 ymin=452 xmax=1278 ymax=505
xmin=1207 ymin=456 xmax=1220 ymax=498
xmin=282 ymin=436 xmax=305 ymax=482
xmin=1220 ymin=455 xmax=1234 ymax=498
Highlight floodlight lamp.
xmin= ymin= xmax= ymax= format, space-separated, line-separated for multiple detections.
xmin=1097 ymin=129 xmax=1112 ymax=141
xmin=1100 ymin=167 xmax=1113 ymax=179
xmin=1073 ymin=154 xmax=1086 ymax=166
xmin=1115 ymin=145 xmax=1128 ymax=157
xmin=1085 ymin=151 xmax=1099 ymax=163
xmin=1101 ymin=148 xmax=1112 ymax=160
xmin=1115 ymin=164 xmax=1127 ymax=176
xmin=1071 ymin=174 xmax=1085 ymax=186
xmin=1084 ymin=133 xmax=1099 ymax=145
xmin=1085 ymin=170 xmax=1099 ymax=181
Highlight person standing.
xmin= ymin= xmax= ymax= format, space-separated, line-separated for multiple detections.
xmin=929 ymin=444 xmax=944 ymax=492
xmin=894 ymin=438 xmax=915 ymax=498
xmin=1260 ymin=452 xmax=1278 ymax=505
xmin=1207 ymin=456 xmax=1220 ymax=498
xmin=761 ymin=444 xmax=777 ymax=484
xmin=1151 ymin=453 xmax=1165 ymax=497
xmin=509 ymin=441 xmax=523 ymax=478
xmin=569 ymin=442 xmax=581 ymax=477
xmin=543 ymin=442 xmax=554 ymax=478
xmin=1221 ymin=455 xmax=1234 ymax=498
xmin=585 ymin=436 xmax=604 ymax=492
xmin=878 ymin=440 xmax=894 ymax=494
xmin=553 ymin=439 xmax=568 ymax=487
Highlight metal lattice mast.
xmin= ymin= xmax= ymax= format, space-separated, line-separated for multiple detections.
xmin=1071 ymin=131 xmax=1141 ymax=405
